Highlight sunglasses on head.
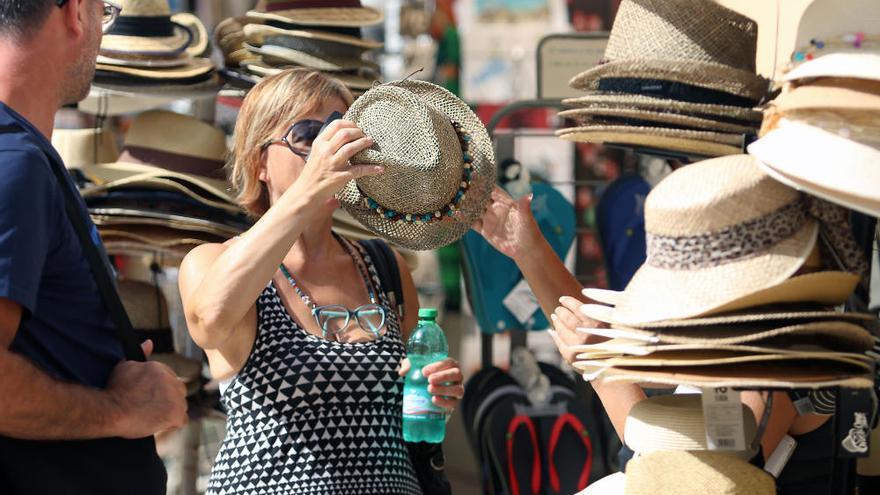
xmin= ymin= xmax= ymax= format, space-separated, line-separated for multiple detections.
xmin=261 ymin=111 xmax=344 ymax=160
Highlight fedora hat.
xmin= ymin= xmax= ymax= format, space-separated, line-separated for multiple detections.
xmin=243 ymin=22 xmax=382 ymax=50
xmin=558 ymin=106 xmax=756 ymax=135
xmin=95 ymin=58 xmax=215 ymax=81
xmin=569 ymin=0 xmax=768 ymax=103
xmin=562 ymin=93 xmax=763 ymax=123
xmin=748 ymin=80 xmax=880 ymax=218
xmin=624 ymin=450 xmax=775 ymax=495
xmin=556 ymin=125 xmax=745 ymax=158
xmin=81 ymin=110 xmax=236 ymax=211
xmin=605 ymin=154 xmax=866 ymax=325
xmin=624 ymin=395 xmax=757 ymax=459
xmin=247 ymin=0 xmax=384 ymax=28
xmin=337 ymin=79 xmax=496 ymax=251
xmin=781 ymin=0 xmax=880 ymax=83
xmin=240 ymin=61 xmax=378 ymax=90
xmin=243 ymin=41 xmax=378 ymax=72
xmin=100 ymin=0 xmax=209 ymax=57
xmin=51 ymin=127 xmax=119 ymax=170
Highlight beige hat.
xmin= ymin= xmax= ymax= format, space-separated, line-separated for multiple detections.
xmin=624 ymin=395 xmax=757 ymax=459
xmin=781 ymin=0 xmax=880 ymax=83
xmin=95 ymin=58 xmax=215 ymax=81
xmin=243 ymin=42 xmax=378 ymax=72
xmin=624 ymin=450 xmax=775 ymax=495
xmin=557 ymin=106 xmax=756 ymax=135
xmin=243 ymin=23 xmax=382 ymax=50
xmin=51 ymin=128 xmax=119 ymax=170
xmin=556 ymin=125 xmax=745 ymax=158
xmin=569 ymin=0 xmax=768 ymax=103
xmin=100 ymin=0 xmax=209 ymax=57
xmin=606 ymin=154 xmax=866 ymax=326
xmin=562 ymin=93 xmax=763 ymax=123
xmin=241 ymin=61 xmax=379 ymax=90
xmin=247 ymin=0 xmax=384 ymax=27
xmin=337 ymin=79 xmax=496 ymax=251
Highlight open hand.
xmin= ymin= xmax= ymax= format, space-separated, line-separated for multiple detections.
xmin=549 ymin=296 xmax=607 ymax=364
xmin=472 ymin=186 xmax=539 ymax=260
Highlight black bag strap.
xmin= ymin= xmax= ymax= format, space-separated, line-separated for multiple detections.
xmin=357 ymin=239 xmax=405 ymax=319
xmin=35 ymin=128 xmax=145 ymax=362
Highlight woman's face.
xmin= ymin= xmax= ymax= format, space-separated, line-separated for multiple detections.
xmin=259 ymin=96 xmax=349 ymax=212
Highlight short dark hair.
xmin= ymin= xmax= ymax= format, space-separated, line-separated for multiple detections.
xmin=0 ymin=0 xmax=57 ymax=38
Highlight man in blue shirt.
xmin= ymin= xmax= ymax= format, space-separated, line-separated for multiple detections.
xmin=0 ymin=1 xmax=187 ymax=493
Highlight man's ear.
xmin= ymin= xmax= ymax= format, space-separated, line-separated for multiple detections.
xmin=58 ymin=0 xmax=89 ymax=38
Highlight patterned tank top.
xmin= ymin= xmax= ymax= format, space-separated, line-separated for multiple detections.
xmin=207 ymin=242 xmax=422 ymax=495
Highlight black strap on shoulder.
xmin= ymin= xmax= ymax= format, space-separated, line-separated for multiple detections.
xmin=357 ymin=239 xmax=405 ymax=319
xmin=36 ymin=129 xmax=145 ymax=362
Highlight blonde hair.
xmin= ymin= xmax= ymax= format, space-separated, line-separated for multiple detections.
xmin=229 ymin=69 xmax=354 ymax=218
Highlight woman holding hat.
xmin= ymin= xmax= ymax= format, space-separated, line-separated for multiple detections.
xmin=179 ymin=69 xmax=463 ymax=494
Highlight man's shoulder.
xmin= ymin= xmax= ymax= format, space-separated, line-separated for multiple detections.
xmin=0 ymin=138 xmax=56 ymax=203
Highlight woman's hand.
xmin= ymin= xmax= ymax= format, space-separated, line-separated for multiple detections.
xmin=472 ymin=186 xmax=541 ymax=260
xmin=399 ymin=357 xmax=464 ymax=411
xmin=290 ymin=119 xmax=384 ymax=203
xmin=548 ymin=296 xmax=607 ymax=364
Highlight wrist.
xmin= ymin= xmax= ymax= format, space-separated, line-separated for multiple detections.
xmin=511 ymin=220 xmax=545 ymax=263
xmin=103 ymin=387 xmax=129 ymax=438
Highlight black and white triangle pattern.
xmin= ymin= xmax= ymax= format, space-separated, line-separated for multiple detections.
xmin=207 ymin=246 xmax=422 ymax=495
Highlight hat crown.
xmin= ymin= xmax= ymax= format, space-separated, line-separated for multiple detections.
xmin=348 ymin=84 xmax=464 ymax=214
xmin=604 ymin=0 xmax=758 ymax=72
xmin=52 ymin=128 xmax=120 ymax=169
xmin=645 ymin=154 xmax=799 ymax=237
xmin=122 ymin=110 xmax=226 ymax=163
xmin=116 ymin=0 xmax=172 ymax=17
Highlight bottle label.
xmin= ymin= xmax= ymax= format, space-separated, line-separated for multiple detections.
xmin=403 ymin=393 xmax=446 ymax=420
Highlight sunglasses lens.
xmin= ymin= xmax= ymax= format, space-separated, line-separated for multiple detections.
xmin=286 ymin=120 xmax=323 ymax=156
xmin=355 ymin=305 xmax=386 ymax=338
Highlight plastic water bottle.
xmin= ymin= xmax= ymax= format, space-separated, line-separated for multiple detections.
xmin=403 ymin=308 xmax=449 ymax=443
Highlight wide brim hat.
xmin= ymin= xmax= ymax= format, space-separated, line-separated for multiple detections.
xmin=98 ymin=224 xmax=227 ymax=248
xmin=337 ymin=79 xmax=495 ymax=251
xmin=557 ymin=126 xmax=745 ymax=158
xmin=562 ymin=93 xmax=763 ymax=123
xmin=51 ymin=128 xmax=120 ymax=170
xmin=95 ymin=58 xmax=215 ymax=81
xmin=92 ymin=211 xmax=244 ymax=238
xmin=81 ymin=169 xmax=238 ymax=213
xmin=102 ymin=10 xmax=209 ymax=57
xmin=749 ymin=108 xmax=880 ymax=218
xmin=79 ymin=83 xmax=218 ymax=116
xmin=558 ymin=106 xmax=756 ymax=134
xmin=247 ymin=1 xmax=384 ymax=27
xmin=243 ymin=23 xmax=382 ymax=49
xmin=568 ymin=0 xmax=768 ymax=102
xmin=624 ymin=394 xmax=757 ymax=459
xmin=625 ymin=451 xmax=775 ymax=495
xmin=241 ymin=61 xmax=378 ymax=90
xmin=243 ymin=42 xmax=378 ymax=72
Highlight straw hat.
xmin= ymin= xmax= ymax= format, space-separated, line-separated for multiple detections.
xmin=243 ymin=41 xmax=378 ymax=72
xmin=51 ymin=128 xmax=119 ymax=170
xmin=81 ymin=110 xmax=236 ymax=211
xmin=95 ymin=58 xmax=215 ymax=81
xmin=100 ymin=0 xmax=208 ymax=57
xmin=243 ymin=23 xmax=382 ymax=50
xmin=569 ymin=0 xmax=768 ymax=103
xmin=247 ymin=0 xmax=384 ymax=27
xmin=558 ymin=106 xmax=756 ymax=135
xmin=748 ymin=80 xmax=880 ymax=217
xmin=624 ymin=450 xmax=775 ymax=495
xmin=241 ymin=61 xmax=378 ymax=90
xmin=607 ymin=154 xmax=866 ymax=325
xmin=781 ymin=0 xmax=880 ymax=83
xmin=562 ymin=93 xmax=763 ymax=123
xmin=337 ymin=79 xmax=496 ymax=251
xmin=556 ymin=125 xmax=745 ymax=158
xmin=624 ymin=395 xmax=757 ymax=459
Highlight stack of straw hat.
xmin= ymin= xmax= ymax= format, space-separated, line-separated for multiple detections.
xmin=558 ymin=0 xmax=769 ymax=159
xmin=566 ymin=154 xmax=877 ymax=390
xmin=214 ymin=0 xmax=383 ymax=96
xmin=748 ymin=0 xmax=880 ymax=219
xmin=93 ymin=0 xmax=218 ymax=96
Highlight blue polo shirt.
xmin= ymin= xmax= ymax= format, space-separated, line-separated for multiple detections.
xmin=0 ymin=102 xmax=124 ymax=387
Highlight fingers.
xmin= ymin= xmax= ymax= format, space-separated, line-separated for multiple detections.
xmin=548 ymin=329 xmax=577 ymax=364
xmin=559 ymin=296 xmax=583 ymax=315
xmin=426 ymin=367 xmax=462 ymax=386
xmin=334 ymin=135 xmax=374 ymax=161
xmin=551 ymin=306 xmax=580 ymax=338
xmin=140 ymin=340 xmax=154 ymax=358
xmin=347 ymin=164 xmax=385 ymax=180
xmin=398 ymin=357 xmax=411 ymax=377
xmin=429 ymin=383 xmax=464 ymax=399
xmin=318 ymin=119 xmax=358 ymax=141
xmin=432 ymin=395 xmax=459 ymax=410
xmin=490 ymin=186 xmax=514 ymax=206
xmin=422 ymin=358 xmax=457 ymax=376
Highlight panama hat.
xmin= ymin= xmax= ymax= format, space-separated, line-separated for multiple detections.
xmin=556 ymin=125 xmax=746 ymax=158
xmin=557 ymin=106 xmax=756 ymax=135
xmin=604 ymin=154 xmax=866 ymax=326
xmin=243 ymin=41 xmax=378 ymax=72
xmin=100 ymin=0 xmax=209 ymax=57
xmin=247 ymin=0 xmax=384 ymax=28
xmin=562 ymin=93 xmax=763 ymax=123
xmin=95 ymin=58 xmax=215 ymax=81
xmin=240 ymin=61 xmax=379 ymax=90
xmin=337 ymin=79 xmax=496 ymax=250
xmin=624 ymin=395 xmax=757 ymax=459
xmin=51 ymin=128 xmax=119 ymax=170
xmin=624 ymin=450 xmax=775 ymax=495
xmin=243 ymin=23 xmax=382 ymax=50
xmin=569 ymin=0 xmax=768 ymax=103
xmin=781 ymin=0 xmax=880 ymax=83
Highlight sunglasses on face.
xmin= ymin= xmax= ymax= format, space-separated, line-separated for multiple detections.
xmin=260 ymin=119 xmax=325 ymax=159
xmin=56 ymin=0 xmax=123 ymax=34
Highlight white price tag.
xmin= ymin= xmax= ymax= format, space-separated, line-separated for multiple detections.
xmin=502 ymin=278 xmax=541 ymax=326
xmin=701 ymin=387 xmax=747 ymax=452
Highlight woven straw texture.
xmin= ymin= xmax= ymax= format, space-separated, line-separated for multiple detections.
xmin=244 ymin=23 xmax=383 ymax=49
xmin=624 ymin=395 xmax=756 ymax=457
xmin=558 ymin=106 xmax=756 ymax=134
xmin=773 ymin=78 xmax=880 ymax=113
xmin=563 ymin=93 xmax=763 ymax=121
xmin=247 ymin=2 xmax=383 ymax=27
xmin=96 ymin=58 xmax=214 ymax=80
xmin=100 ymin=0 xmax=197 ymax=55
xmin=569 ymin=0 xmax=767 ymax=101
xmin=575 ymin=349 xmax=873 ymax=372
xmin=556 ymin=126 xmax=743 ymax=157
xmin=625 ymin=451 xmax=775 ymax=495
xmin=244 ymin=43 xmax=375 ymax=72
xmin=338 ymin=80 xmax=495 ymax=251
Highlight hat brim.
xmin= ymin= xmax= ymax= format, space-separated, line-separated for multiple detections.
xmin=337 ymin=80 xmax=496 ymax=251
xmin=246 ymin=7 xmax=384 ymax=27
xmin=557 ymin=126 xmax=745 ymax=157
xmin=783 ymin=52 xmax=880 ymax=83
xmin=772 ymin=81 xmax=880 ymax=113
xmin=558 ymin=106 xmax=756 ymax=134
xmin=562 ymin=92 xmax=763 ymax=122
xmin=243 ymin=23 xmax=382 ymax=49
xmin=172 ymin=13 xmax=209 ymax=57
xmin=95 ymin=58 xmax=215 ymax=80
xmin=242 ymin=62 xmax=379 ymax=90
xmin=749 ymin=121 xmax=880 ymax=218
xmin=569 ymin=59 xmax=769 ymax=102
xmin=92 ymin=215 xmax=242 ymax=238
xmin=574 ymin=348 xmax=873 ymax=370
xmin=101 ymin=21 xmax=192 ymax=56
xmin=243 ymin=43 xmax=377 ymax=72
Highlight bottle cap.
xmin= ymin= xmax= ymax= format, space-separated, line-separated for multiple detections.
xmin=418 ymin=308 xmax=438 ymax=320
